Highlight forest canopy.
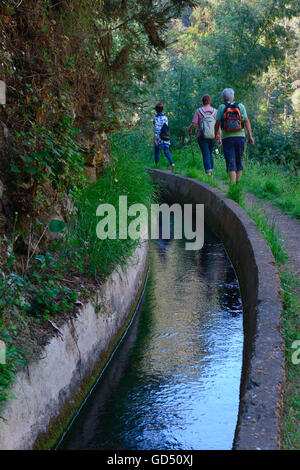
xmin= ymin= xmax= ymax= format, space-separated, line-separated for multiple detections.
xmin=134 ymin=0 xmax=300 ymax=172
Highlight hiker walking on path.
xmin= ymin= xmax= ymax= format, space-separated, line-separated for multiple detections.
xmin=214 ymin=88 xmax=254 ymax=184
xmin=188 ymin=94 xmax=217 ymax=176
xmin=153 ymin=103 xmax=175 ymax=170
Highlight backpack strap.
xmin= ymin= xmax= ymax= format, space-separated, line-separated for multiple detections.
xmin=222 ymin=102 xmax=240 ymax=120
xmin=198 ymin=107 xmax=214 ymax=116
xmin=224 ymin=102 xmax=239 ymax=109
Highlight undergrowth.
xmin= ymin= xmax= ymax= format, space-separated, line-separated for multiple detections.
xmin=0 ymin=145 xmax=155 ymax=417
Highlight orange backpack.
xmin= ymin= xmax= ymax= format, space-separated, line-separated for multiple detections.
xmin=222 ymin=102 xmax=242 ymax=132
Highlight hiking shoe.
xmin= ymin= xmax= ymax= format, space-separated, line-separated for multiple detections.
xmin=171 ymin=163 xmax=175 ymax=171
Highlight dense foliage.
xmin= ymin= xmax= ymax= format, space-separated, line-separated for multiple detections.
xmin=0 ymin=0 xmax=194 ymax=222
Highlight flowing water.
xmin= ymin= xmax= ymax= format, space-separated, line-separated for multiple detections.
xmin=60 ymin=225 xmax=243 ymax=450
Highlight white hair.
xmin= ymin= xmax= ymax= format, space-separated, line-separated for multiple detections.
xmin=222 ymin=88 xmax=235 ymax=101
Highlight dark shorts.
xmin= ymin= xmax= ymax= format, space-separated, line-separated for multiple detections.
xmin=222 ymin=137 xmax=245 ymax=172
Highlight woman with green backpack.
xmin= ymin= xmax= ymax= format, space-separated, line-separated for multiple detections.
xmin=188 ymin=94 xmax=217 ymax=176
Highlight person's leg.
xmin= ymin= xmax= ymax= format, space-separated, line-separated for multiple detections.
xmin=236 ymin=170 xmax=242 ymax=182
xmin=234 ymin=137 xmax=245 ymax=182
xmin=222 ymin=137 xmax=237 ymax=183
xmin=163 ymin=144 xmax=174 ymax=166
xmin=229 ymin=171 xmax=237 ymax=183
xmin=154 ymin=145 xmax=160 ymax=165
xmin=208 ymin=139 xmax=215 ymax=173
xmin=198 ymin=137 xmax=213 ymax=174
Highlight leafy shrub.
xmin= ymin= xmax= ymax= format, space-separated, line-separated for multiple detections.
xmin=8 ymin=117 xmax=86 ymax=194
xmin=24 ymin=282 xmax=78 ymax=320
xmin=0 ymin=324 xmax=26 ymax=418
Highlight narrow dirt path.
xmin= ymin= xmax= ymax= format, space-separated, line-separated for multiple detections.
xmin=217 ymin=179 xmax=300 ymax=280
xmin=244 ymin=193 xmax=300 ymax=276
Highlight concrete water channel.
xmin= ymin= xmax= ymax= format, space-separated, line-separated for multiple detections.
xmin=56 ymin=169 xmax=284 ymax=451
xmin=59 ymin=224 xmax=243 ymax=450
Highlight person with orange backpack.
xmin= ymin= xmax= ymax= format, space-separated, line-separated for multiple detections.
xmin=214 ymin=88 xmax=254 ymax=184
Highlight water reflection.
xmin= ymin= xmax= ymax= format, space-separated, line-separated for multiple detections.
xmin=60 ymin=225 xmax=243 ymax=450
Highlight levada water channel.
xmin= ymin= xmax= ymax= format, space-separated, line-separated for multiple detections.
xmin=58 ymin=213 xmax=243 ymax=451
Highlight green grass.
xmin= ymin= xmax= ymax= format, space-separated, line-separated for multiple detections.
xmin=279 ymin=269 xmax=300 ymax=449
xmin=241 ymin=159 xmax=300 ymax=220
xmin=66 ymin=146 xmax=155 ymax=279
xmin=246 ymin=206 xmax=288 ymax=265
xmin=226 ymin=181 xmax=244 ymax=205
